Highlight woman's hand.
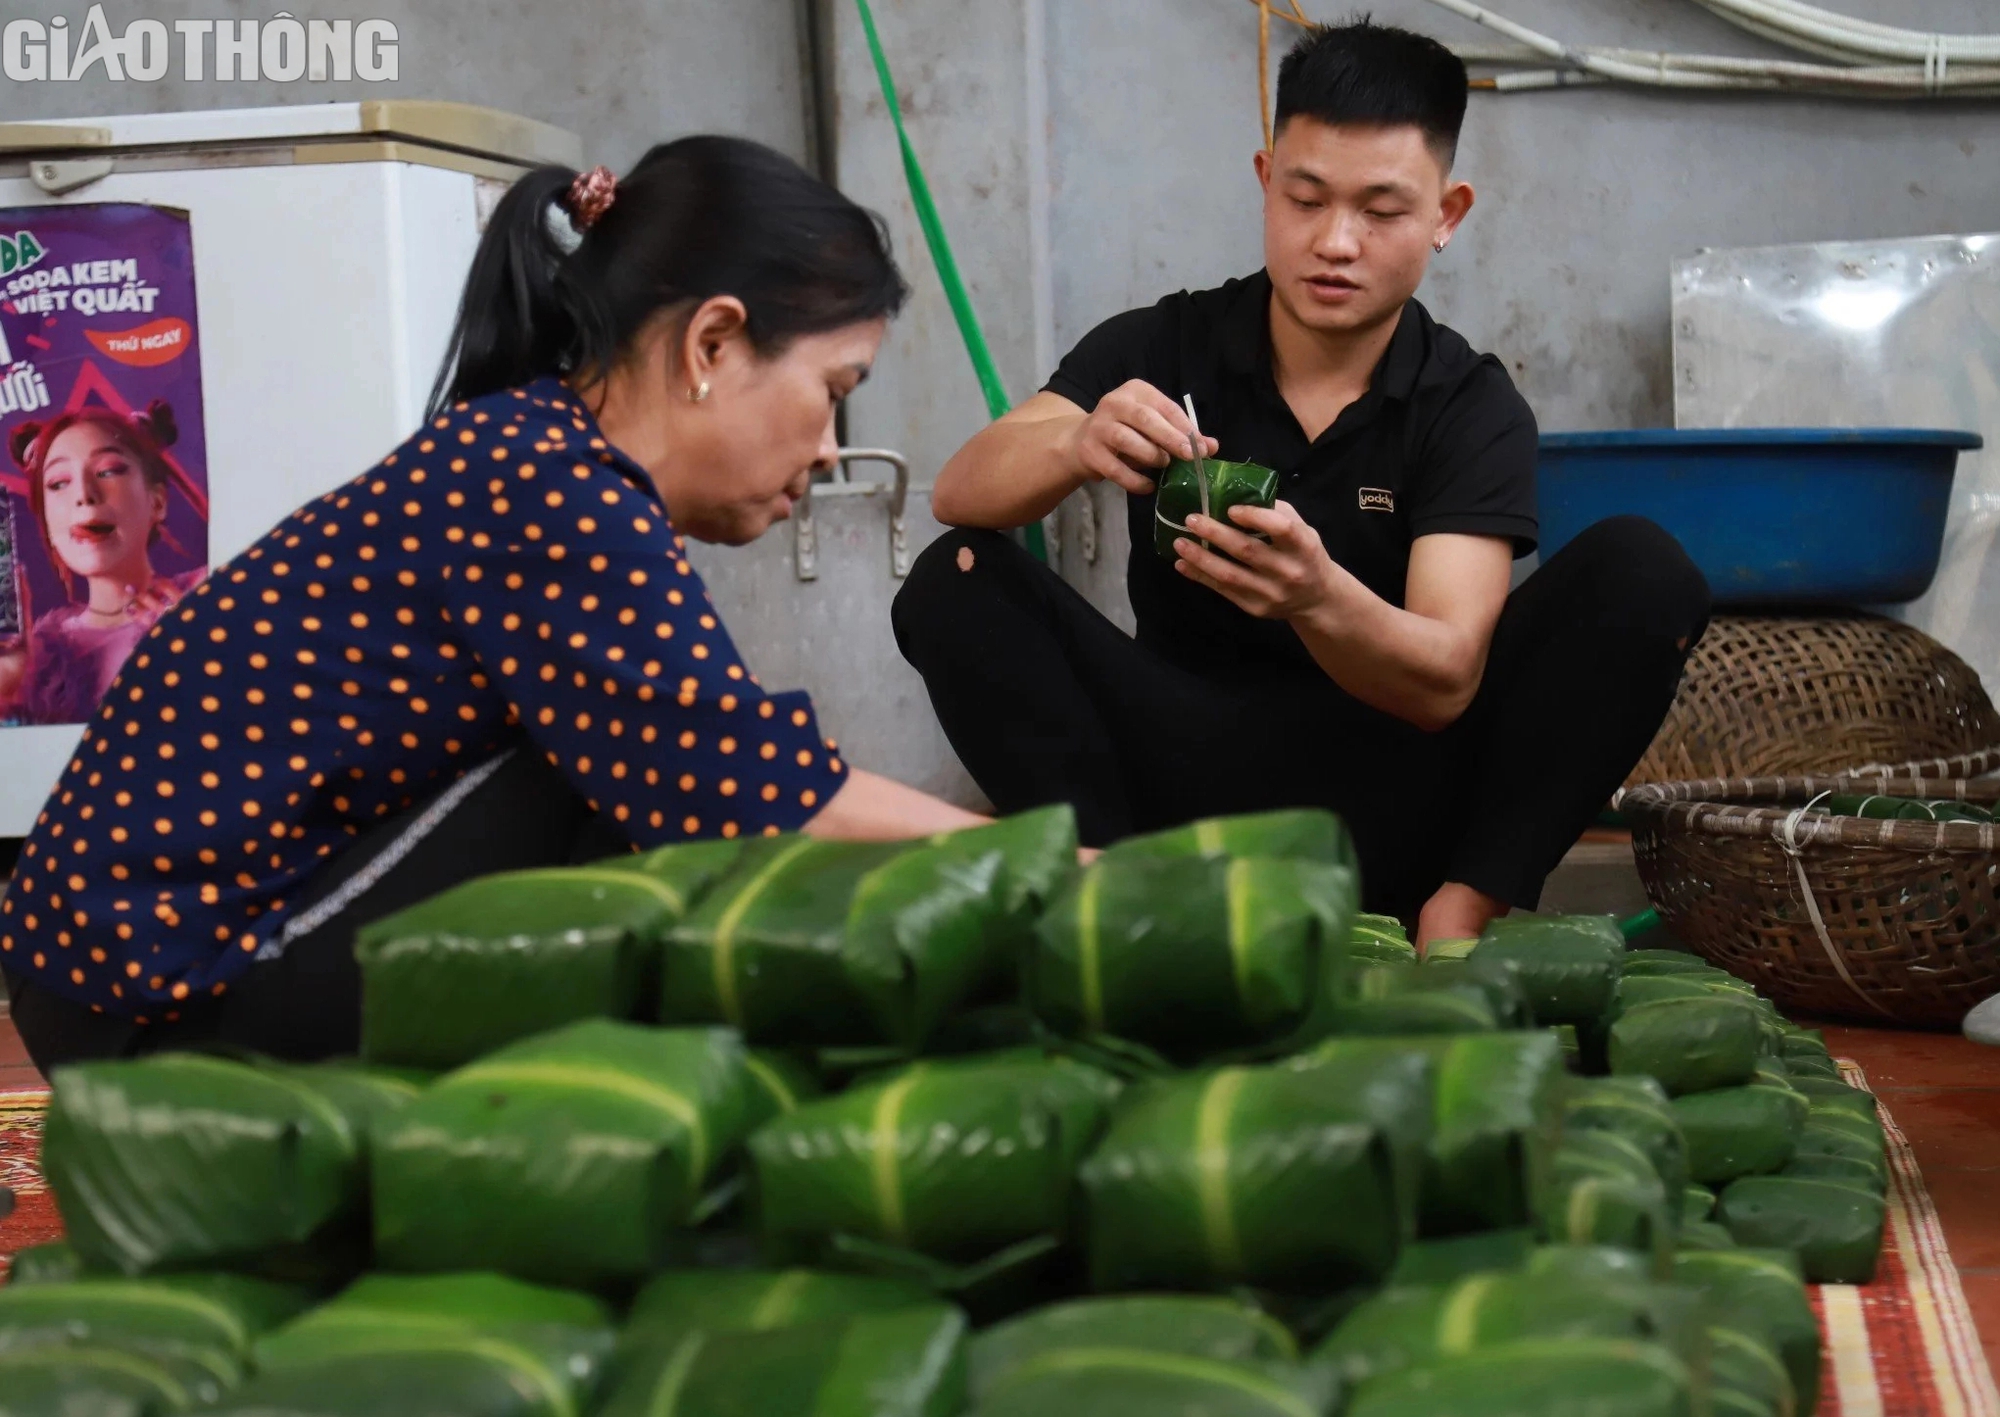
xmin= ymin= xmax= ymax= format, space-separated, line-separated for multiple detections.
xmin=805 ymin=767 xmax=991 ymax=842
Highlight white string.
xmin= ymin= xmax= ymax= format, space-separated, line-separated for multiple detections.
xmin=1777 ymin=802 xmax=1894 ymax=1017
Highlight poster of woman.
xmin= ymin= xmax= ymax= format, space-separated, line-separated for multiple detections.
xmin=0 ymin=203 xmax=210 ymax=727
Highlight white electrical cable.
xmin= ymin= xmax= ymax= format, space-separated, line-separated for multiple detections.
xmin=1692 ymin=0 xmax=2000 ymax=66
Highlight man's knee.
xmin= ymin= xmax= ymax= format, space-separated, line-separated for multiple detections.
xmin=1554 ymin=516 xmax=1711 ymax=643
xmin=892 ymin=527 xmax=1022 ymax=662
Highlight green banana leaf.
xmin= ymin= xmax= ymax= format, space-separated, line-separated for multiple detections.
xmin=623 ymin=1269 xmax=935 ymax=1350
xmin=0 ymin=1342 xmax=243 ymax=1415
xmin=0 ymin=1272 xmax=311 ymax=1362
xmin=840 ymin=810 xmax=1077 ymax=1052
xmin=1473 ymin=916 xmax=1625 ymax=1024
xmin=371 ymin=1022 xmax=759 ymax=1286
xmin=230 ymin=1274 xmax=614 ymax=1417
xmin=1349 ymin=914 xmax=1418 ymax=967
xmin=356 ymin=866 xmax=686 ymax=1068
xmin=1343 ymin=1338 xmax=1694 ymax=1417
xmin=1754 ymin=1058 xmax=1795 ymax=1089
xmin=1684 ymin=1185 xmax=1718 ymax=1225
xmin=1671 ymin=1248 xmax=1820 ymax=1417
xmin=1787 ymin=1079 xmax=1876 ymax=1121
xmin=1323 ymin=964 xmax=1501 ymax=1036
xmin=662 ymin=837 xmax=908 ymax=1044
xmin=1709 ymin=1324 xmax=1797 ymax=1417
xmin=1609 ymin=997 xmax=1764 ymax=1096
xmin=1718 ymin=1176 xmax=1887 ymax=1284
xmin=1153 ymin=458 xmax=1282 ymax=560
xmin=1620 ymin=950 xmax=1715 ymax=972
xmin=1783 ymin=1120 xmax=1886 ymax=1192
xmin=1102 ymin=808 xmax=1355 ymax=872
xmin=972 ymin=1345 xmax=1335 ymax=1417
xmin=1418 ymin=1032 xmax=1569 ymax=1235
xmin=1616 ymin=975 xmax=1721 ymax=1011
xmin=749 ymin=1054 xmax=1118 ymax=1266
xmin=1778 ymin=1027 xmax=1829 ymax=1058
xmin=1411 ymin=955 xmax=1534 ymax=1029
xmin=43 ymin=1054 xmax=421 ymax=1277
xmin=599 ymin=1305 xmax=967 ymax=1417
xmin=4 ymin=1242 xmax=83 ymax=1286
xmin=968 ymin=1295 xmax=1297 ymax=1404
xmin=1678 ymin=1220 xmax=1739 ymax=1250
xmin=1785 ymin=1053 xmax=1844 ymax=1083
xmin=1078 ymin=1065 xmax=1402 ymax=1292
xmin=1522 ymin=1244 xmax=1659 ymax=1288
xmin=1550 ymin=1024 xmax=1582 ymax=1069
xmin=1672 ymin=1084 xmax=1809 ymax=1186
xmin=745 ymin=1050 xmax=821 ymax=1116
xmin=1563 ymin=1077 xmax=1690 ymax=1203
xmin=1278 ymin=1040 xmax=1439 ymax=1239
xmin=1031 ymin=855 xmax=1354 ymax=1061
xmin=606 ymin=836 xmax=748 ymax=908
xmin=1538 ymin=1141 xmax=1672 ymax=1273
xmin=1425 ymin=939 xmax=1480 ymax=962
xmin=1387 ymin=1230 xmax=1538 ymax=1287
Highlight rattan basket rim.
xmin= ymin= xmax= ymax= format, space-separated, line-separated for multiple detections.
xmin=1619 ymin=746 xmax=2000 ymax=854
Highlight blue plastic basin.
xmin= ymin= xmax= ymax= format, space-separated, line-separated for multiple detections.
xmin=1536 ymin=428 xmax=1982 ymax=606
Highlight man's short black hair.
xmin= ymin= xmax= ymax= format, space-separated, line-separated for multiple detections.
xmin=1274 ymin=18 xmax=1468 ymax=168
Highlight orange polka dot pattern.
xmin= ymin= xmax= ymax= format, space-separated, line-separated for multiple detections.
xmin=0 ymin=380 xmax=847 ymax=1016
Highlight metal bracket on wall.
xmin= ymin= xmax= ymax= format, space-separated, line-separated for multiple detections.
xmin=794 ymin=447 xmax=919 ymax=582
xmin=29 ymin=157 xmax=114 ymax=195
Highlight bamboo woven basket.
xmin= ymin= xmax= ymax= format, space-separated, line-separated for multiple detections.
xmin=1626 ymin=613 xmax=2000 ymax=788
xmin=1621 ymin=749 xmax=2000 ymax=1029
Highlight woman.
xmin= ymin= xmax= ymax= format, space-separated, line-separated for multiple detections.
xmin=0 ymin=137 xmax=987 ymax=1074
xmin=0 ymin=403 xmax=203 ymax=726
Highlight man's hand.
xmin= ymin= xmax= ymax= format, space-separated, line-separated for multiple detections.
xmin=1064 ymin=379 xmax=1218 ymax=497
xmin=1171 ymin=500 xmax=1334 ymax=622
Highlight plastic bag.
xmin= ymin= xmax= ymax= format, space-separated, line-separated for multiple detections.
xmin=371 ymin=1022 xmax=759 ymax=1286
xmin=1609 ymin=997 xmax=1764 ymax=1096
xmin=1078 ymin=1065 xmax=1402 ymax=1292
xmin=1031 ymin=855 xmax=1355 ymax=1061
xmin=749 ymin=1054 xmax=1118 ymax=1266
xmin=356 ymin=866 xmax=686 ymax=1068
xmin=43 ymin=1054 xmax=420 ymax=1276
xmin=1671 ymin=1084 xmax=1809 ymax=1186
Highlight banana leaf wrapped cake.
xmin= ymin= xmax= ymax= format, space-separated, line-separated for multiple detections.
xmin=1152 ymin=458 xmax=1282 ymax=561
xmin=371 ymin=1021 xmax=761 ymax=1287
xmin=1344 ymin=1339 xmax=1695 ymax=1417
xmin=1102 ymin=808 xmax=1356 ymax=872
xmin=226 ymin=1272 xmax=615 ymax=1417
xmin=1672 ymin=1247 xmax=1821 ymax=1416
xmin=356 ymin=866 xmax=690 ymax=1069
xmin=1718 ymin=1175 xmax=1887 ymax=1284
xmin=1610 ymin=996 xmax=1765 ymax=1096
xmin=1672 ymin=1083 xmax=1809 ymax=1186
xmin=622 ymin=1268 xmax=935 ymax=1349
xmin=967 ymin=1294 xmax=1298 ymax=1405
xmin=42 ymin=1054 xmax=421 ymax=1277
xmin=1078 ymin=1064 xmax=1403 ymax=1292
xmin=1473 ymin=915 xmax=1625 ymax=1025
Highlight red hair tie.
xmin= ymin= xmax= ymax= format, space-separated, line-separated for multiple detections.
xmin=565 ymin=165 xmax=617 ymax=232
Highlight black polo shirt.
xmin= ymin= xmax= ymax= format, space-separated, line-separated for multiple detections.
xmin=1044 ymin=270 xmax=1538 ymax=679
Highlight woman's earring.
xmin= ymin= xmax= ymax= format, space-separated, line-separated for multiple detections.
xmin=1433 ymin=239 xmax=1447 ymax=253
xmin=688 ymin=380 xmax=711 ymax=404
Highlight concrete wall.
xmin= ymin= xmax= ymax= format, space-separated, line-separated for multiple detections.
xmin=0 ymin=0 xmax=815 ymax=170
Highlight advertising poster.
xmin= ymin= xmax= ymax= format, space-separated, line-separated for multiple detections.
xmin=0 ymin=202 xmax=210 ymax=727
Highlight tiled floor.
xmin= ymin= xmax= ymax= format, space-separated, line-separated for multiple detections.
xmin=1815 ymin=1022 xmax=2000 ymax=1380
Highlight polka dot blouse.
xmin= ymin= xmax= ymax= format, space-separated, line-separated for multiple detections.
xmin=1 ymin=378 xmax=847 ymax=1018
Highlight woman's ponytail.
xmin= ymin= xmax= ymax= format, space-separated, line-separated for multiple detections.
xmin=427 ymin=136 xmax=907 ymax=416
xmin=425 ymin=165 xmax=610 ymax=418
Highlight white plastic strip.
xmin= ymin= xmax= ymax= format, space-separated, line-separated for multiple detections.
xmin=1777 ymin=805 xmax=1894 ymax=1017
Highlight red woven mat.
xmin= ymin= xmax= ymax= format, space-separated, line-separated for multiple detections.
xmin=0 ymin=1068 xmax=1994 ymax=1413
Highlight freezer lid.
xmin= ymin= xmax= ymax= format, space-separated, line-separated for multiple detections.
xmin=0 ymin=100 xmax=581 ymax=171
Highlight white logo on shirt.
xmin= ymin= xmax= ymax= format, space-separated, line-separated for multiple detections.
xmin=1358 ymin=488 xmax=1395 ymax=513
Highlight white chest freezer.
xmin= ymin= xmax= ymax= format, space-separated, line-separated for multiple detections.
xmin=0 ymin=102 xmax=579 ymax=836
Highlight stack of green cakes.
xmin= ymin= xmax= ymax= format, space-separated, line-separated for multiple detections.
xmin=11 ymin=801 xmax=1885 ymax=1416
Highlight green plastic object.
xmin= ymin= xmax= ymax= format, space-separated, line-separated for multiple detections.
xmin=1672 ymin=1084 xmax=1810 ymax=1187
xmin=1031 ymin=855 xmax=1355 ymax=1061
xmin=623 ymin=1269 xmax=936 ymax=1349
xmin=1153 ymin=458 xmax=1282 ymax=559
xmin=1343 ymin=1338 xmax=1693 ymax=1417
xmin=748 ymin=1053 xmax=1118 ymax=1265
xmin=371 ymin=1021 xmax=760 ymax=1286
xmin=1676 ymin=1248 xmax=1821 ymax=1414
xmin=968 ymin=1295 xmax=1297 ymax=1404
xmin=1719 ymin=1176 xmax=1887 ymax=1284
xmin=1078 ymin=1065 xmax=1402 ymax=1292
xmin=1102 ymin=808 xmax=1356 ymax=870
xmin=42 ymin=1054 xmax=421 ymax=1277
xmin=239 ymin=1273 xmax=614 ymax=1417
xmin=356 ymin=866 xmax=685 ymax=1069
xmin=1609 ymin=996 xmax=1764 ymax=1096
xmin=598 ymin=1304 xmax=968 ymax=1417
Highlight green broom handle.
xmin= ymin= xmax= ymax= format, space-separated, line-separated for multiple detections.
xmin=852 ymin=0 xmax=1047 ymax=561
xmin=1620 ymin=908 xmax=1660 ymax=939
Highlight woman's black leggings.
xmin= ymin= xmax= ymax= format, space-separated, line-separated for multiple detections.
xmin=893 ymin=515 xmax=1710 ymax=923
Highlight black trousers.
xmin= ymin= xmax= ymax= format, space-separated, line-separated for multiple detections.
xmin=893 ymin=515 xmax=1709 ymax=923
xmin=4 ymin=749 xmax=629 ymax=1076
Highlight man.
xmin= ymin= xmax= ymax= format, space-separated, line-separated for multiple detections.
xmin=894 ymin=20 xmax=1708 ymax=945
